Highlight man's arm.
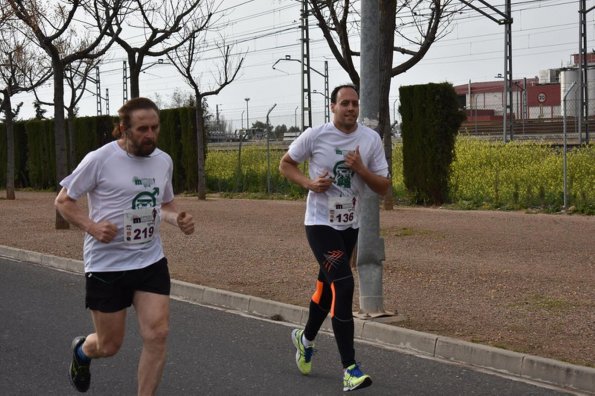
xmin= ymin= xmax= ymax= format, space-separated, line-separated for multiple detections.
xmin=161 ymin=200 xmax=194 ymax=235
xmin=344 ymin=147 xmax=391 ymax=196
xmin=54 ymin=187 xmax=117 ymax=243
xmin=279 ymin=152 xmax=333 ymax=193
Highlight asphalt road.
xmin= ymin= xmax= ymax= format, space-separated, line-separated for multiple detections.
xmin=0 ymin=257 xmax=575 ymax=396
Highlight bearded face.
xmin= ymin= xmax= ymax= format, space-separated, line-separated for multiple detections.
xmin=124 ymin=109 xmax=160 ymax=157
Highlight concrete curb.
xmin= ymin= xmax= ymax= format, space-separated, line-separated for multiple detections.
xmin=1 ymin=245 xmax=593 ymax=395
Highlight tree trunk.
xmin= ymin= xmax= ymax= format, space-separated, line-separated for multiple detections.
xmin=3 ymin=95 xmax=16 ymax=200
xmin=53 ymin=62 xmax=70 ymax=229
xmin=128 ymin=54 xmax=142 ymax=99
xmin=195 ymin=94 xmax=206 ymax=200
xmin=379 ymin=0 xmax=397 ymax=210
xmin=382 ymin=123 xmax=394 ymax=210
xmin=67 ymin=112 xmax=76 ymax=172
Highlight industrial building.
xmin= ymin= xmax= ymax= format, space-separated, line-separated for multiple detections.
xmin=453 ymin=53 xmax=590 ymax=141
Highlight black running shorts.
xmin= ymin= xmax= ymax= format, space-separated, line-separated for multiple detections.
xmin=85 ymin=257 xmax=170 ymax=313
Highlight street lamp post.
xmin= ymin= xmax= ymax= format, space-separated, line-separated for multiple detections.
xmin=473 ymin=95 xmax=479 ymax=135
xmin=272 ymin=56 xmax=329 ymax=130
xmin=563 ymin=81 xmax=577 ymax=210
xmin=122 ymin=58 xmax=168 ymax=103
xmin=513 ymin=80 xmax=526 ymax=135
xmin=244 ymin=98 xmax=250 ymax=136
xmin=266 ymin=103 xmax=277 ymax=194
xmin=241 ymin=110 xmax=245 ymax=130
xmin=216 ymin=104 xmax=222 ymax=131
xmin=312 ymin=89 xmax=329 ymax=122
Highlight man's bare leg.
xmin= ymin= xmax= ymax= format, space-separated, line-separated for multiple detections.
xmin=84 ymin=309 xmax=127 ymax=358
xmin=133 ymin=291 xmax=170 ymax=396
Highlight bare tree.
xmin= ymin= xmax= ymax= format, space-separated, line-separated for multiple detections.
xmin=309 ymin=0 xmax=460 ymax=208
xmin=0 ymin=18 xmax=52 ymax=200
xmin=167 ymin=32 xmax=244 ymax=199
xmin=64 ymin=58 xmax=101 ymax=171
xmin=309 ymin=1 xmax=361 ymax=86
xmin=106 ymin=0 xmax=215 ymax=99
xmin=7 ymin=0 xmax=126 ymax=228
xmin=378 ymin=1 xmax=397 ymax=209
xmin=310 ymin=0 xmax=456 ymax=82
xmin=33 ymin=56 xmax=101 ymax=172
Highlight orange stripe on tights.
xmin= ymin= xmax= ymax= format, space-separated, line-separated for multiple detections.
xmin=330 ymin=282 xmax=336 ymax=318
xmin=311 ymin=280 xmax=324 ymax=304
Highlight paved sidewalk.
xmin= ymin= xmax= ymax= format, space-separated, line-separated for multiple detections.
xmin=1 ymin=245 xmax=593 ymax=395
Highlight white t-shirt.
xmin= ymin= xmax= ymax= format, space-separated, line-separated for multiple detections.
xmin=287 ymin=122 xmax=389 ymax=230
xmin=60 ymin=141 xmax=175 ymax=272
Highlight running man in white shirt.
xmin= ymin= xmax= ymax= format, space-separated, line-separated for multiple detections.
xmin=280 ymin=84 xmax=390 ymax=392
xmin=55 ymin=97 xmax=194 ymax=395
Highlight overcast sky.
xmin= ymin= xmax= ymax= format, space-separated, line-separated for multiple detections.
xmin=11 ymin=0 xmax=592 ymax=129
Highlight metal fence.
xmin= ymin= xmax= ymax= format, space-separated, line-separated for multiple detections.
xmin=460 ymin=93 xmax=589 ymax=144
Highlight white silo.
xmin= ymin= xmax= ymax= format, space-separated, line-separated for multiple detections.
xmin=560 ymin=68 xmax=579 ymax=118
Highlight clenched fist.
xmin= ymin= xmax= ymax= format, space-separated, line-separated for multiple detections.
xmin=177 ymin=211 xmax=194 ymax=235
xmin=89 ymin=221 xmax=118 ymax=243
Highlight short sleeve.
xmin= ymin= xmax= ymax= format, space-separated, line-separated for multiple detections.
xmin=368 ymin=134 xmax=389 ymax=176
xmin=287 ymin=127 xmax=314 ymax=163
xmin=59 ymin=151 xmax=101 ymax=200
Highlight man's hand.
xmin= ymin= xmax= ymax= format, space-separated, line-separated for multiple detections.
xmin=88 ymin=221 xmax=118 ymax=243
xmin=343 ymin=146 xmax=364 ymax=173
xmin=177 ymin=211 xmax=194 ymax=235
xmin=308 ymin=171 xmax=334 ymax=193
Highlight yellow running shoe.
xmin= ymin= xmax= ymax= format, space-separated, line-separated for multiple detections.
xmin=291 ymin=329 xmax=315 ymax=375
xmin=343 ymin=363 xmax=372 ymax=392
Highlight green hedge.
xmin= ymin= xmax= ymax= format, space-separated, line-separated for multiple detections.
xmin=71 ymin=115 xmax=115 ymax=166
xmin=2 ymin=113 xmax=593 ymax=214
xmin=399 ymin=83 xmax=466 ymax=204
xmin=0 ymin=121 xmax=28 ymax=188
xmin=25 ymin=119 xmax=56 ymax=189
xmin=0 ymin=108 xmax=198 ymax=193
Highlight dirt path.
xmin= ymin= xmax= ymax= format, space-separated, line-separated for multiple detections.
xmin=1 ymin=191 xmax=593 ymax=367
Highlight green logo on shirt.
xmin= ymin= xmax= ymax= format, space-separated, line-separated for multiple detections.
xmin=333 ymin=161 xmax=354 ymax=189
xmin=132 ymin=187 xmax=159 ymax=209
xmin=133 ymin=177 xmax=156 ymax=188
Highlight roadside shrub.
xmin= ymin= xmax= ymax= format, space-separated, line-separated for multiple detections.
xmin=2 ymin=114 xmax=592 ymax=213
xmin=399 ymin=82 xmax=466 ymax=205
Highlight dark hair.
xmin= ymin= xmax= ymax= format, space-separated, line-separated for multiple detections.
xmin=112 ymin=97 xmax=160 ymax=138
xmin=330 ymin=84 xmax=359 ymax=104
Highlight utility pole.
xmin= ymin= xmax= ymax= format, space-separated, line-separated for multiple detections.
xmin=105 ymin=88 xmax=110 ymax=115
xmin=504 ymin=0 xmax=513 ymax=142
xmin=69 ymin=64 xmax=107 ymax=116
xmin=579 ymin=0 xmax=593 ymax=144
xmin=459 ymin=0 xmax=513 ymax=142
xmin=244 ymin=98 xmax=250 ymax=133
xmin=300 ymin=0 xmax=312 ymax=131
xmin=95 ymin=67 xmax=102 ymax=116
xmin=122 ymin=60 xmax=128 ymax=104
xmin=272 ymin=56 xmax=328 ymax=127
xmin=266 ymin=103 xmax=277 ymax=194
xmin=357 ymin=0 xmax=386 ymax=315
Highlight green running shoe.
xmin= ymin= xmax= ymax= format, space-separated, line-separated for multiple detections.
xmin=343 ymin=363 xmax=372 ymax=392
xmin=291 ymin=329 xmax=314 ymax=375
xmin=69 ymin=336 xmax=91 ymax=392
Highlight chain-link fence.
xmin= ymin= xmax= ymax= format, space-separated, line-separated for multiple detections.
xmin=460 ymin=87 xmax=590 ymax=143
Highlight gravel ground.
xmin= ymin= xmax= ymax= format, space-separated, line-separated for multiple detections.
xmin=1 ymin=190 xmax=594 ymax=367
